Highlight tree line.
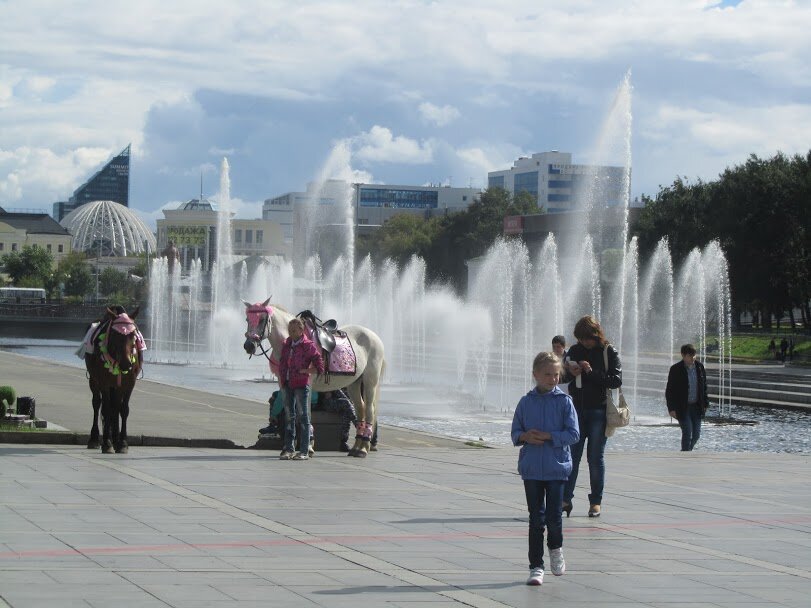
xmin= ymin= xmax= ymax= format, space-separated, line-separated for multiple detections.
xmin=634 ymin=151 xmax=810 ymax=329
xmin=1 ymin=247 xmax=146 ymax=304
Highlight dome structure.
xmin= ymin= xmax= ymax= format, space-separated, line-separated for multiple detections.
xmin=178 ymin=198 xmax=218 ymax=211
xmin=61 ymin=200 xmax=157 ymax=256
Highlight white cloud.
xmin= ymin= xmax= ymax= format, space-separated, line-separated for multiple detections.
xmin=353 ymin=126 xmax=434 ymax=164
xmin=0 ymin=1 xmax=810 ymax=209
xmin=645 ymin=102 xmax=811 ymax=158
xmin=0 ymin=145 xmax=114 ymax=205
xmin=418 ymin=102 xmax=461 ymax=127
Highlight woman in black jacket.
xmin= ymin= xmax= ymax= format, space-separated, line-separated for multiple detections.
xmin=562 ymin=316 xmax=622 ymax=518
xmin=665 ymin=344 xmax=709 ymax=451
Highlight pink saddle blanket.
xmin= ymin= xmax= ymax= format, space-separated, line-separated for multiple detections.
xmin=328 ymin=334 xmax=356 ymax=376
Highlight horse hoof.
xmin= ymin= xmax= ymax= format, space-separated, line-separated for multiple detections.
xmin=115 ymin=445 xmax=128 ymax=454
xmin=370 ymin=445 xmax=378 ymax=452
xmin=102 ymin=445 xmax=114 ymax=454
xmin=347 ymin=449 xmax=357 ymax=457
xmin=355 ymin=450 xmax=368 ymax=458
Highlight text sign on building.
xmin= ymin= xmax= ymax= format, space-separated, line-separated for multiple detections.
xmin=503 ymin=215 xmax=524 ymax=235
xmin=168 ymin=226 xmax=207 ymax=246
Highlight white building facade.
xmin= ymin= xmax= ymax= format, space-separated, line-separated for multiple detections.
xmin=487 ymin=151 xmax=627 ymax=213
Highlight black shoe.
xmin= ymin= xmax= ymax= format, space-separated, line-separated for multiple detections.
xmin=562 ymin=501 xmax=573 ymax=518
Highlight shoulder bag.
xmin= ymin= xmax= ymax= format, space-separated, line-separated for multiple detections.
xmin=603 ymin=345 xmax=630 ymax=437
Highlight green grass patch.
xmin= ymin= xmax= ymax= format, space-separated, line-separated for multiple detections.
xmin=701 ymin=334 xmax=811 ymax=364
xmin=0 ymin=422 xmax=50 ymax=432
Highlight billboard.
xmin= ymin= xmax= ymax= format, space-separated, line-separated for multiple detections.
xmin=167 ymin=225 xmax=207 ymax=246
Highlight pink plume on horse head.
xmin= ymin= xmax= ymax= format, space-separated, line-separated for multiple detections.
xmin=110 ymin=313 xmax=137 ymax=336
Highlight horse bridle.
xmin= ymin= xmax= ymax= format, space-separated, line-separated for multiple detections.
xmin=245 ymin=310 xmax=274 ymax=363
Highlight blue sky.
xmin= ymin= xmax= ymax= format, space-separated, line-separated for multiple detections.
xmin=1 ymin=0 xmax=809 ymax=226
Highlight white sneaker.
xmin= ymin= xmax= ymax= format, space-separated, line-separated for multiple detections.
xmin=279 ymin=450 xmax=294 ymax=460
xmin=526 ymin=567 xmax=544 ymax=586
xmin=550 ymin=548 xmax=565 ymax=576
xmin=292 ymin=452 xmax=309 ymax=460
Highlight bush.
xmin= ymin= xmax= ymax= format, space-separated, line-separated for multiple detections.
xmin=0 ymin=386 xmax=16 ymax=417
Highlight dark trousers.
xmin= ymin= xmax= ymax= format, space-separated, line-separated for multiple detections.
xmin=677 ymin=403 xmax=703 ymax=451
xmin=524 ymin=479 xmax=564 ymax=570
xmin=564 ymin=408 xmax=607 ymax=506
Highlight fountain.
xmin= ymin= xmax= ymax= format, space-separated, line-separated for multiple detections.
xmin=143 ymin=71 xmax=733 ymax=435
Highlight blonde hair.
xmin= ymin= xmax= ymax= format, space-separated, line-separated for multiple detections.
xmin=288 ymin=318 xmax=305 ymax=332
xmin=533 ymin=351 xmax=561 ymax=372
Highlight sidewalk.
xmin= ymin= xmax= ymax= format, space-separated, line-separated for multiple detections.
xmin=1 ymin=444 xmax=809 ymax=607
xmin=0 ymin=351 xmax=464 ymax=450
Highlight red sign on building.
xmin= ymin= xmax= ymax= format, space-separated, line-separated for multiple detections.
xmin=503 ymin=215 xmax=524 ymax=235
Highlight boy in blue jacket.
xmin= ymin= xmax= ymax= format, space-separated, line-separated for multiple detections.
xmin=511 ymin=351 xmax=580 ymax=586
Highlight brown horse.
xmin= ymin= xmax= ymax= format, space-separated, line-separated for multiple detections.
xmin=85 ymin=306 xmax=142 ymax=453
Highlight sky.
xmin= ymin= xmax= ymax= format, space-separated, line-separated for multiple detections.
xmin=1 ymin=0 xmax=810 ymax=227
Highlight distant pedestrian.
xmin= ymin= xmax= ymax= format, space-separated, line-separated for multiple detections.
xmin=552 ymin=335 xmax=570 ymax=394
xmin=780 ymin=337 xmax=789 ymax=364
xmin=768 ymin=338 xmax=776 ymax=359
xmin=665 ymin=344 xmax=709 ymax=451
xmin=512 ymin=352 xmax=579 ymax=586
xmin=789 ymin=336 xmax=795 ymax=363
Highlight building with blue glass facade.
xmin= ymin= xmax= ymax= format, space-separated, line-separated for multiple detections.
xmin=487 ymin=151 xmax=626 ymax=213
xmin=52 ymin=145 xmax=131 ymax=221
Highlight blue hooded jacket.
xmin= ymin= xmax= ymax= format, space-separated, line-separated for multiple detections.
xmin=511 ymin=386 xmax=580 ymax=481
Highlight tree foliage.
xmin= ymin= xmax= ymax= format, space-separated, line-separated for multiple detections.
xmin=359 ymin=188 xmax=541 ymax=290
xmin=57 ymin=252 xmax=95 ymax=299
xmin=633 ymin=151 xmax=811 ymax=328
xmin=99 ymin=267 xmax=129 ymax=297
xmin=1 ymin=245 xmax=54 ymax=286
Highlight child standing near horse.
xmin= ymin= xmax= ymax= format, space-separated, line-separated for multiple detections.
xmin=278 ymin=317 xmax=324 ymax=460
xmin=511 ymin=352 xmax=580 ymax=586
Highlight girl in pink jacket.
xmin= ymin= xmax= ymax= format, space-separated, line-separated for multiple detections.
xmin=278 ymin=318 xmax=324 ymax=460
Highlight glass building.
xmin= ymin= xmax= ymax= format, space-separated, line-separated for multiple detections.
xmin=53 ymin=144 xmax=131 ymax=221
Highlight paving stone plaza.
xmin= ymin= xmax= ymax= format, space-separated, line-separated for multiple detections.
xmin=1 ymin=352 xmax=810 ymax=607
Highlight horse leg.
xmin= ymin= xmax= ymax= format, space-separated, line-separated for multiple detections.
xmin=88 ymin=381 xmax=101 ymax=450
xmin=345 ymin=381 xmax=365 ymax=456
xmin=117 ymin=387 xmax=131 ymax=454
xmin=101 ymin=387 xmax=114 ymax=454
xmin=369 ymin=381 xmax=381 ymax=451
xmin=356 ymin=379 xmax=379 ymax=457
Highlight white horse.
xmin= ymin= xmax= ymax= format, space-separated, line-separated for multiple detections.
xmin=242 ymin=298 xmax=385 ymax=457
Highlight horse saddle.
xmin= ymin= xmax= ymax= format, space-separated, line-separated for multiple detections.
xmin=297 ymin=310 xmax=340 ymax=353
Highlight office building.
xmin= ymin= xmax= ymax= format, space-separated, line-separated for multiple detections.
xmin=53 ymin=144 xmax=131 ymax=221
xmin=488 ymin=151 xmax=626 ymax=212
xmin=157 ymin=198 xmax=287 ymax=272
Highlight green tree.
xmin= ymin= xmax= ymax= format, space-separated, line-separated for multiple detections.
xmin=425 ymin=188 xmax=541 ymax=289
xmin=99 ymin=267 xmax=129 ymax=297
xmin=0 ymin=245 xmax=54 ymax=286
xmin=58 ymin=252 xmax=95 ymax=299
xmin=632 ymin=151 xmax=811 ymax=328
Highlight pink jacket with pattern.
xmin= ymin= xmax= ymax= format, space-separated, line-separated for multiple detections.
xmin=278 ymin=334 xmax=324 ymax=389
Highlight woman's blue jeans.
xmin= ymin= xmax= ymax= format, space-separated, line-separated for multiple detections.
xmin=283 ymin=386 xmax=311 ymax=454
xmin=564 ymin=408 xmax=607 ymax=506
xmin=524 ymin=479 xmax=564 ymax=570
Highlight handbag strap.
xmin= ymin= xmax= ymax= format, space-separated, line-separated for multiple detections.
xmin=603 ymin=346 xmax=621 ymax=400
